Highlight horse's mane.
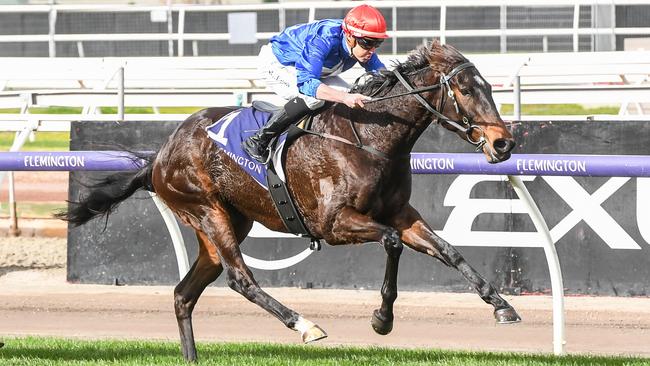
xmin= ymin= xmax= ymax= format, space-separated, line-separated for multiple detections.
xmin=351 ymin=41 xmax=468 ymax=98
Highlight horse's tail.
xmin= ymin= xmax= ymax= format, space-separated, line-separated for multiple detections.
xmin=55 ymin=151 xmax=156 ymax=227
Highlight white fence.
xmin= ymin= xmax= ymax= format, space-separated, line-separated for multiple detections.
xmin=0 ymin=50 xmax=649 ymax=132
xmin=0 ymin=0 xmax=649 ymax=57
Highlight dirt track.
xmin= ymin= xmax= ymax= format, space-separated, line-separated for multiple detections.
xmin=0 ymin=264 xmax=649 ymax=357
xmin=0 ymin=171 xmax=68 ymax=202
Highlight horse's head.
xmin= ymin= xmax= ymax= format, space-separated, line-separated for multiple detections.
xmin=425 ymin=42 xmax=515 ymax=162
xmin=384 ymin=42 xmax=515 ymax=163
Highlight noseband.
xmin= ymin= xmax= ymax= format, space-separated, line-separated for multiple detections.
xmin=367 ymin=61 xmax=487 ymax=152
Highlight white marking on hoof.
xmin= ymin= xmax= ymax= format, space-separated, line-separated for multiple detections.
xmin=294 ymin=316 xmax=328 ymax=343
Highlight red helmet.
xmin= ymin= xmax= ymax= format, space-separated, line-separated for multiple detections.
xmin=342 ymin=4 xmax=389 ymax=39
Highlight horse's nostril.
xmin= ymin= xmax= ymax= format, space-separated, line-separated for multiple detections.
xmin=493 ymin=138 xmax=515 ymax=154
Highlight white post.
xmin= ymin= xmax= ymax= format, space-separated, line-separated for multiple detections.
xmin=439 ymin=5 xmax=446 ymax=45
xmin=48 ymin=6 xmax=57 ymax=57
xmin=7 ymin=171 xmax=20 ymax=236
xmin=508 ymin=175 xmax=566 ymax=355
xmin=308 ymin=7 xmax=315 ymax=23
xmin=514 ymin=75 xmax=521 ymax=120
xmin=1 ymin=127 xmax=36 ymax=236
xmin=148 ymin=192 xmax=189 ymax=281
xmin=500 ymin=5 xmax=507 ymax=53
xmin=178 ymin=9 xmax=186 ymax=57
xmin=278 ymin=3 xmax=286 ymax=32
xmin=392 ymin=6 xmax=397 ymax=55
xmin=166 ymin=0 xmax=174 ymax=57
xmin=573 ymin=4 xmax=580 ymax=52
xmin=76 ymin=41 xmax=85 ymax=57
xmin=117 ymin=66 xmax=125 ymax=122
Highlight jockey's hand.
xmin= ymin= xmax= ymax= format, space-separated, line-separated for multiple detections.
xmin=343 ymin=93 xmax=371 ymax=109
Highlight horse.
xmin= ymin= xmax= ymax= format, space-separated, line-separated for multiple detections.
xmin=59 ymin=41 xmax=519 ymax=362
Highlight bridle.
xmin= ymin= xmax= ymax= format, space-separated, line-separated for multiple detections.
xmin=301 ymin=61 xmax=492 ymax=160
xmin=366 ymin=61 xmax=488 ymax=152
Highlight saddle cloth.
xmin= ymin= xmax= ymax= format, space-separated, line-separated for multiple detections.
xmin=206 ymin=106 xmax=290 ymax=188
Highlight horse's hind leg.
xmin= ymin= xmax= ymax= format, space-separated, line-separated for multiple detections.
xmin=174 ymin=231 xmax=224 ymax=362
xmin=393 ymin=205 xmax=521 ymax=324
xmin=203 ymin=206 xmax=327 ymax=343
xmin=175 ymin=213 xmax=252 ymax=362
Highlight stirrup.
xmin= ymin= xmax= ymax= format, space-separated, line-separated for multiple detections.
xmin=260 ymin=149 xmax=272 ymax=165
xmin=258 ymin=136 xmax=280 ymax=165
xmin=247 ymin=145 xmax=272 ymax=165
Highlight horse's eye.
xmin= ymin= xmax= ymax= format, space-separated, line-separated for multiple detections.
xmin=460 ymin=88 xmax=472 ymax=96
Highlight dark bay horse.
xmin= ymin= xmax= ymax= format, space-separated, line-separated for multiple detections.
xmin=60 ymin=41 xmax=519 ymax=362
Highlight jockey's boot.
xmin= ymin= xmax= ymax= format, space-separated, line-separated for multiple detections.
xmin=242 ymin=97 xmax=311 ymax=164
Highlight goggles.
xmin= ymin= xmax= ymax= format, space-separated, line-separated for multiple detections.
xmin=355 ymin=37 xmax=384 ymax=50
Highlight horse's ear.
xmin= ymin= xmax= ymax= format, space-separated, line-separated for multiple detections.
xmin=425 ymin=41 xmax=441 ymax=65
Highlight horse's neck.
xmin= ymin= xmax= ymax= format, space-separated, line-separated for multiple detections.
xmin=314 ymin=99 xmax=430 ymax=158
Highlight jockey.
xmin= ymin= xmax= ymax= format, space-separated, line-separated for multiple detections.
xmin=242 ymin=4 xmax=389 ymax=164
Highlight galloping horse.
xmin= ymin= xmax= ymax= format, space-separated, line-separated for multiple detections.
xmin=60 ymin=41 xmax=519 ymax=362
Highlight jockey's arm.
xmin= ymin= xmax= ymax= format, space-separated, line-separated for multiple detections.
xmin=296 ymin=36 xmax=371 ymax=109
xmin=315 ymin=83 xmax=370 ymax=109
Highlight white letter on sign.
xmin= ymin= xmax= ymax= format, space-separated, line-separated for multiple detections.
xmin=435 ymin=175 xmax=544 ymax=247
xmin=436 ymin=175 xmax=642 ymax=249
xmin=543 ymin=176 xmax=639 ymax=249
xmin=637 ymin=178 xmax=650 ymax=245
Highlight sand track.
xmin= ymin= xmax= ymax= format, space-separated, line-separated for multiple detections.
xmin=0 ymin=237 xmax=649 ymax=358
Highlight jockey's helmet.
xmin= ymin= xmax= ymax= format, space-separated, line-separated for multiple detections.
xmin=342 ymin=4 xmax=389 ymax=39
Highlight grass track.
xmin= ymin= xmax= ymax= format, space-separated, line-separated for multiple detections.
xmin=0 ymin=337 xmax=647 ymax=366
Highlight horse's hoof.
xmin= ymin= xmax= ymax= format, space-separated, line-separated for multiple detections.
xmin=302 ymin=324 xmax=327 ymax=343
xmin=371 ymin=309 xmax=393 ymax=335
xmin=494 ymin=307 xmax=522 ymax=324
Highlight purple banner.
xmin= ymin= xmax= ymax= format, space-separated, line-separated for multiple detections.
xmin=0 ymin=151 xmax=146 ymax=171
xmin=0 ymin=151 xmax=649 ymax=177
xmin=411 ymin=153 xmax=650 ymax=177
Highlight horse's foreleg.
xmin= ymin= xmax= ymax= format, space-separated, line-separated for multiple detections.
xmin=174 ymin=231 xmax=223 ymax=362
xmin=394 ymin=205 xmax=521 ymax=324
xmin=331 ymin=207 xmax=403 ymax=335
xmin=371 ymin=236 xmax=403 ymax=335
xmin=204 ymin=207 xmax=327 ymax=343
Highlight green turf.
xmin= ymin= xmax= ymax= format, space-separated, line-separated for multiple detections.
xmin=0 ymin=132 xmax=70 ymax=151
xmin=0 ymin=202 xmax=66 ymax=219
xmin=29 ymin=107 xmax=84 ymax=114
xmin=0 ymin=337 xmax=647 ymax=366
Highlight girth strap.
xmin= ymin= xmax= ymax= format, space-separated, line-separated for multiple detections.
xmin=266 ymin=161 xmax=312 ymax=236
